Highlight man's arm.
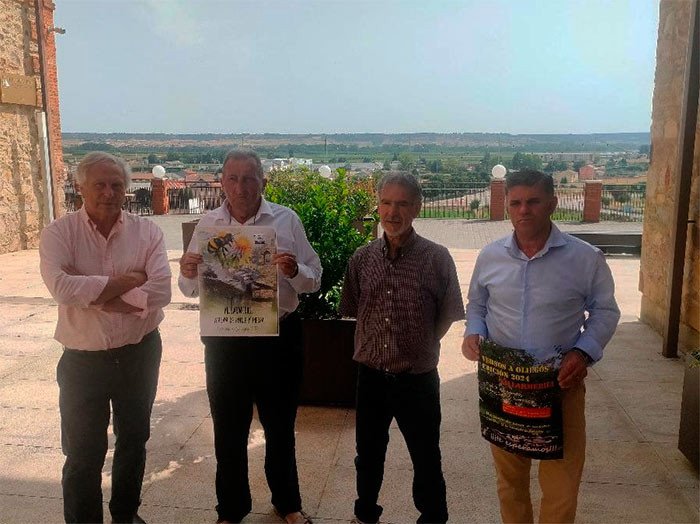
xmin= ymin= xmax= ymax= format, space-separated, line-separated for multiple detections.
xmin=571 ymin=252 xmax=621 ymax=363
xmin=339 ymin=253 xmax=360 ymax=319
xmin=178 ymin=226 xmax=203 ymax=298
xmin=462 ymin=254 xmax=489 ymax=361
xmin=92 ymin=272 xmax=147 ymax=305
xmin=39 ymin=224 xmax=126 ymax=308
xmin=435 ymin=251 xmax=464 ymax=340
xmin=116 ymin=226 xmax=172 ymax=316
xmin=284 ymin=214 xmax=322 ymax=294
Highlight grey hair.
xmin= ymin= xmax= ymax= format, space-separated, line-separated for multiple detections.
xmin=505 ymin=169 xmax=554 ymax=196
xmin=222 ymin=150 xmax=264 ymax=179
xmin=376 ymin=172 xmax=423 ymax=203
xmin=75 ymin=152 xmax=131 ymax=186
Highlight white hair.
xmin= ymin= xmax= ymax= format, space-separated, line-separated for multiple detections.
xmin=75 ymin=152 xmax=131 ymax=186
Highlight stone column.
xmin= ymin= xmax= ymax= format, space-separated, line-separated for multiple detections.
xmin=151 ymin=179 xmax=169 ymax=215
xmin=582 ymin=180 xmax=602 ymax=223
xmin=490 ymin=179 xmax=506 ymax=221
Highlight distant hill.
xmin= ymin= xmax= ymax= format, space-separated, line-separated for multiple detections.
xmin=62 ymin=132 xmax=649 ymax=153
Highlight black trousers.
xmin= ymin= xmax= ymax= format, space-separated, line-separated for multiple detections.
xmin=57 ymin=329 xmax=162 ymax=524
xmin=354 ymin=364 xmax=448 ymax=524
xmin=203 ymin=313 xmax=303 ymax=523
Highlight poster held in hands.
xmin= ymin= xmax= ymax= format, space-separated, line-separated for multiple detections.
xmin=196 ymin=226 xmax=279 ymax=336
xmin=478 ymin=340 xmax=563 ymax=460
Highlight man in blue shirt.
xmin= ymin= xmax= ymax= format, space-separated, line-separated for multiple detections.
xmin=463 ymin=170 xmax=620 ymax=523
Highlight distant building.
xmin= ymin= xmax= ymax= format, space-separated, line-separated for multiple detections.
xmin=578 ymin=164 xmax=597 ymax=180
xmin=553 ymin=169 xmax=578 ymax=184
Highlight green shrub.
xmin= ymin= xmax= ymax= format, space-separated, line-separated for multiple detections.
xmin=265 ymin=167 xmax=376 ymax=319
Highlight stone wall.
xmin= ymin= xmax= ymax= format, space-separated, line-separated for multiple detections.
xmin=0 ymin=0 xmax=64 ymax=254
xmin=640 ymin=0 xmax=699 ymax=352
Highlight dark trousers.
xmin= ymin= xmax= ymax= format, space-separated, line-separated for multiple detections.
xmin=204 ymin=313 xmax=303 ymax=523
xmin=57 ymin=329 xmax=162 ymax=524
xmin=354 ymin=364 xmax=448 ymax=524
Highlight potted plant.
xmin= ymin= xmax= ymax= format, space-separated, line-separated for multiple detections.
xmin=265 ymin=167 xmax=376 ymax=406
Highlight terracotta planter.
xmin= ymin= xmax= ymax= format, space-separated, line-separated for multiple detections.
xmin=299 ymin=318 xmax=357 ymax=407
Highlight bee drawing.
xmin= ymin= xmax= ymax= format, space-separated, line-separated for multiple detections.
xmin=207 ymin=232 xmax=235 ymax=265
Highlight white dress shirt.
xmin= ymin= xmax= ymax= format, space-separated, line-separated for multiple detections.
xmin=39 ymin=207 xmax=172 ymax=350
xmin=178 ymin=197 xmax=322 ymax=316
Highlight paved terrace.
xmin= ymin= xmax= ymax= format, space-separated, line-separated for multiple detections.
xmin=0 ymin=217 xmax=697 ymax=523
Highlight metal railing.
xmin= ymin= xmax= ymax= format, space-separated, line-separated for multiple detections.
xmin=420 ymin=184 xmax=491 ymax=219
xmin=600 ymin=185 xmax=646 ymax=222
xmin=63 ymin=183 xmax=153 ymax=215
xmin=167 ymin=184 xmax=223 ymax=214
xmin=552 ymin=184 xmax=585 ymax=221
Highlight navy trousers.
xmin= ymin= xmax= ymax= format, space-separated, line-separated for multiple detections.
xmin=203 ymin=313 xmax=303 ymax=523
xmin=57 ymin=329 xmax=162 ymax=523
xmin=354 ymin=364 xmax=448 ymax=524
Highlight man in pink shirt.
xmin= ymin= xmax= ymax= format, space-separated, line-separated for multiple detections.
xmin=39 ymin=152 xmax=171 ymax=524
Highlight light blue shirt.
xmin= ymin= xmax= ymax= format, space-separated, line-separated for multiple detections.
xmin=465 ymin=224 xmax=620 ymax=364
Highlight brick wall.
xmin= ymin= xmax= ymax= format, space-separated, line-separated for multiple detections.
xmin=39 ymin=0 xmax=66 ymax=215
xmin=0 ymin=0 xmax=64 ymax=254
xmin=639 ymin=0 xmax=699 ymax=352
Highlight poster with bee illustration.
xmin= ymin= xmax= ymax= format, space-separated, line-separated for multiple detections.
xmin=196 ymin=226 xmax=278 ymax=336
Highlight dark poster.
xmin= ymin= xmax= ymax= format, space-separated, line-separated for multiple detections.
xmin=478 ymin=340 xmax=563 ymax=460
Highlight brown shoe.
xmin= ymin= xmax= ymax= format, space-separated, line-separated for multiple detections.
xmin=279 ymin=510 xmax=313 ymax=524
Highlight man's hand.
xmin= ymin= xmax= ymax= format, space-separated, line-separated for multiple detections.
xmin=180 ymin=252 xmax=203 ymax=279
xmin=558 ymin=350 xmax=589 ymax=389
xmin=273 ymin=252 xmax=299 ymax=278
xmin=92 ymin=271 xmax=147 ymax=305
xmin=102 ymin=297 xmax=143 ymax=314
xmin=462 ymin=334 xmax=482 ymax=361
xmin=125 ymin=271 xmax=148 ymax=288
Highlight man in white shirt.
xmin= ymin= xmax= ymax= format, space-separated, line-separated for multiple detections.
xmin=179 ymin=150 xmax=321 ymax=524
xmin=39 ymin=152 xmax=172 ymax=523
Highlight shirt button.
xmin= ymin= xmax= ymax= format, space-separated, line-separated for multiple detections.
xmin=387 ymin=290 xmax=391 ymax=294
xmin=385 ymin=318 xmax=389 ymax=322
xmin=383 ymin=344 xmax=387 ymax=348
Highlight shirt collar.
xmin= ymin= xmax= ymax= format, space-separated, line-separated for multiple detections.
xmin=503 ymin=222 xmax=566 ymax=259
xmin=78 ymin=206 xmax=124 ymax=234
xmin=380 ymin=228 xmax=418 ymax=259
xmin=219 ymin=196 xmax=273 ymax=224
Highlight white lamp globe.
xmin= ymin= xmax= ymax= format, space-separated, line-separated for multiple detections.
xmin=319 ymin=165 xmax=332 ymax=178
xmin=152 ymin=165 xmax=166 ymax=179
xmin=491 ymin=164 xmax=507 ymax=179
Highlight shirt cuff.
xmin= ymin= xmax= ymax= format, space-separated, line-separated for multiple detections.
xmin=571 ymin=339 xmax=602 ymax=364
xmin=80 ymin=275 xmax=110 ymax=308
xmin=121 ymin=288 xmax=149 ymax=319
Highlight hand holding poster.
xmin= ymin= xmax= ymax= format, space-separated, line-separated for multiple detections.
xmin=478 ymin=340 xmax=563 ymax=460
xmin=197 ymin=226 xmax=279 ymax=336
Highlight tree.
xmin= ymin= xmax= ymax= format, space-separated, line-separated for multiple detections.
xmin=639 ymin=144 xmax=650 ymax=155
xmin=544 ymin=160 xmax=567 ymax=173
xmin=511 ymin=152 xmax=542 ymax=171
xmin=147 ymin=153 xmax=159 ymax=164
xmin=398 ymin=152 xmax=414 ymax=171
xmin=572 ymin=160 xmax=586 ymax=171
xmin=560 ymin=176 xmax=568 ymax=184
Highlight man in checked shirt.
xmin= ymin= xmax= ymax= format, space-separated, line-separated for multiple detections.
xmin=340 ymin=172 xmax=464 ymax=524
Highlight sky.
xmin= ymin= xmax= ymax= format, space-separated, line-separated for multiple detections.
xmin=54 ymin=0 xmax=660 ymax=135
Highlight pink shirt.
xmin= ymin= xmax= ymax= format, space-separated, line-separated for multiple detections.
xmin=39 ymin=207 xmax=172 ymax=350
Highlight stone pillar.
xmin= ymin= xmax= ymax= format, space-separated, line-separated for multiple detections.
xmin=582 ymin=180 xmax=602 ymax=223
xmin=490 ymin=179 xmax=506 ymax=221
xmin=151 ymin=179 xmax=169 ymax=215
